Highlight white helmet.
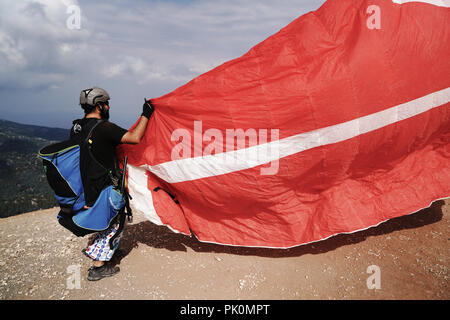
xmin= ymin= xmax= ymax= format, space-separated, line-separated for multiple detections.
xmin=80 ymin=87 xmax=110 ymax=108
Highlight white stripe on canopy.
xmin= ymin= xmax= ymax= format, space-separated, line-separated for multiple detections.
xmin=145 ymin=87 xmax=450 ymax=183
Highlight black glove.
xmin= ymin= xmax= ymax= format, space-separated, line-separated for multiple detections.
xmin=142 ymin=98 xmax=154 ymax=119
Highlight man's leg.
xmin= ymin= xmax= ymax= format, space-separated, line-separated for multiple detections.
xmin=84 ymin=222 xmax=122 ymax=281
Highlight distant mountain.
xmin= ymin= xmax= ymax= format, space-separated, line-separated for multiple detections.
xmin=0 ymin=119 xmax=70 ymax=141
xmin=0 ymin=119 xmax=70 ymax=218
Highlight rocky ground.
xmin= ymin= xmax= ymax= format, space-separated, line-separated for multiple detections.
xmin=0 ymin=198 xmax=448 ymax=300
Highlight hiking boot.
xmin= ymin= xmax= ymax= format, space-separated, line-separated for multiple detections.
xmin=87 ymin=263 xmax=120 ymax=281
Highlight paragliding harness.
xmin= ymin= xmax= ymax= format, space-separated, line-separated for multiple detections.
xmin=38 ymin=118 xmax=132 ymax=247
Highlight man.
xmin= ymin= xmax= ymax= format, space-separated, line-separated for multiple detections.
xmin=74 ymin=87 xmax=153 ymax=281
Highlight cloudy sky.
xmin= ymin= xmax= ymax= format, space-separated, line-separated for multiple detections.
xmin=0 ymin=0 xmax=326 ymax=129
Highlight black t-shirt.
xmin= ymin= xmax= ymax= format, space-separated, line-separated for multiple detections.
xmin=89 ymin=121 xmax=128 ymax=170
xmin=69 ymin=118 xmax=127 ymax=206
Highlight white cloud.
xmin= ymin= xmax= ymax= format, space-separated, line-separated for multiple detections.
xmin=0 ymin=31 xmax=27 ymax=67
xmin=0 ymin=0 xmax=326 ymax=127
xmin=102 ymin=56 xmax=154 ymax=82
xmin=0 ymin=0 xmax=91 ymax=89
xmin=80 ymin=0 xmax=325 ymax=85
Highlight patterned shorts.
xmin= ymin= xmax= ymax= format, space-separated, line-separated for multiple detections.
xmin=84 ymin=222 xmax=122 ymax=262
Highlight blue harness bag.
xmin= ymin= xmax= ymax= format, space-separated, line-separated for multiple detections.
xmin=38 ymin=119 xmax=130 ymax=238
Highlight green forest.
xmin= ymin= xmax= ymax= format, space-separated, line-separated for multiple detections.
xmin=0 ymin=119 xmax=70 ymax=218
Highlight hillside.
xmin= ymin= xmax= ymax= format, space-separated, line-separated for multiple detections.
xmin=0 ymin=119 xmax=70 ymax=218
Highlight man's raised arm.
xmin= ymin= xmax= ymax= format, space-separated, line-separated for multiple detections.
xmin=121 ymin=99 xmax=154 ymax=145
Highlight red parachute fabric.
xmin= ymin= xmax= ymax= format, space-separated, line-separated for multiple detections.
xmin=118 ymin=0 xmax=450 ymax=248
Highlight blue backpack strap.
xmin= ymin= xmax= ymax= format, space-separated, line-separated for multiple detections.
xmin=83 ymin=119 xmax=105 ymax=145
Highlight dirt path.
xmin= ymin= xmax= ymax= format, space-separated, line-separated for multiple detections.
xmin=0 ymin=198 xmax=448 ymax=300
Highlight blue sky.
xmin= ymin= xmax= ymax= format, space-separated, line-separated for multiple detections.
xmin=0 ymin=0 xmax=325 ymax=129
